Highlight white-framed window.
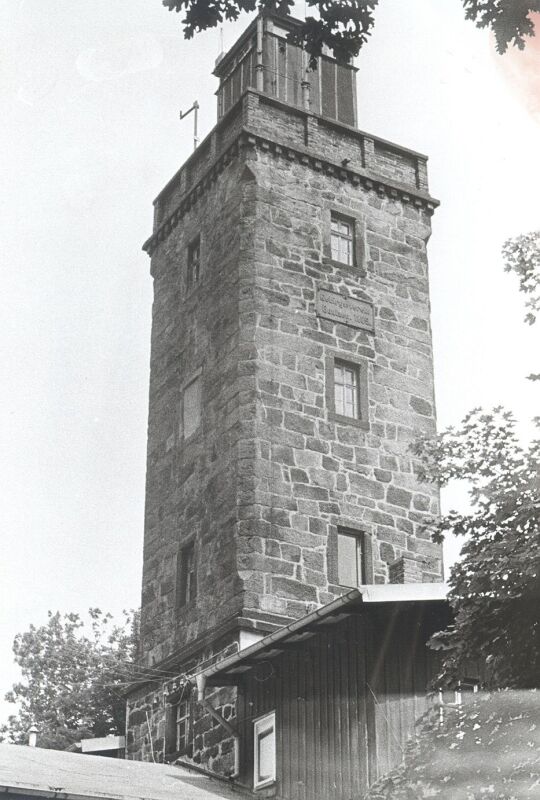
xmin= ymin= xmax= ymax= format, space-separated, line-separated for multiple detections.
xmin=438 ymin=680 xmax=479 ymax=723
xmin=455 ymin=680 xmax=479 ymax=705
xmin=331 ymin=215 xmax=354 ymax=265
xmin=253 ymin=711 xmax=276 ymax=788
xmin=337 ymin=528 xmax=365 ymax=587
xmin=334 ymin=360 xmax=359 ymax=419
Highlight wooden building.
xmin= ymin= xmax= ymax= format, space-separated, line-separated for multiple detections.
xmin=194 ymin=584 xmax=450 ymax=799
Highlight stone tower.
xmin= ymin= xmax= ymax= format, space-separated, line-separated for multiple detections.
xmin=127 ymin=12 xmax=442 ymax=764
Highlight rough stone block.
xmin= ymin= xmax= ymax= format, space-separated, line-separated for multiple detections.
xmin=386 ymin=486 xmax=413 ymax=508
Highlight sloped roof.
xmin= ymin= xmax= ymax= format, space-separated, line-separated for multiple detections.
xmin=201 ymin=583 xmax=449 ymax=686
xmin=0 ymin=744 xmax=242 ymax=800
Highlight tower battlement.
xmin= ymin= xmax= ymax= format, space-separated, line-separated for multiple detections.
xmin=146 ymin=90 xmax=435 ymax=259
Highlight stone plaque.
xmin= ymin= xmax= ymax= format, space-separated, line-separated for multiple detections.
xmin=316 ymin=289 xmax=374 ymax=332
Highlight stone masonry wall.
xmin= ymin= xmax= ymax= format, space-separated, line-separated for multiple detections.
xmin=131 ymin=87 xmax=442 ymax=765
xmin=127 ymin=679 xmax=236 ymax=771
xmin=232 ymin=93 xmax=442 ymax=623
xmin=140 ymin=156 xmax=254 ymax=669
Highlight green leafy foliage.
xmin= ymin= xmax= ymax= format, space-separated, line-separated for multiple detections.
xmin=368 ymin=231 xmax=540 ymax=797
xmin=502 ymin=232 xmax=540 ymax=379
xmin=0 ymin=609 xmax=139 ymax=750
xmin=283 ymin=1 xmax=379 ymax=66
xmin=413 ymin=408 xmax=540 ymax=689
xmin=160 ymin=0 xmax=538 ymax=64
xmin=162 ymin=0 xmax=378 ymax=66
xmin=462 ymin=1 xmax=540 ymax=53
xmin=365 ymin=690 xmax=540 ymax=800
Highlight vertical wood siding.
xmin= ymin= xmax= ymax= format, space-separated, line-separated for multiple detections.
xmin=236 ymin=603 xmax=446 ymax=799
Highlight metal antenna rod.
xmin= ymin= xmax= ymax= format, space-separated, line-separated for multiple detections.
xmin=179 ymin=101 xmax=199 ymax=151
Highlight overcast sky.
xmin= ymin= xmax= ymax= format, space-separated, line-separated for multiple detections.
xmin=1 ymin=0 xmax=538 ymax=725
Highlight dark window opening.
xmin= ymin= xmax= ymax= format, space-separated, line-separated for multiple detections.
xmin=187 ymin=235 xmax=201 ymax=290
xmin=177 ymin=543 xmax=197 ymax=607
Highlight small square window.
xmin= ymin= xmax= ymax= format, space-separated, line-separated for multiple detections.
xmin=182 ymin=376 xmax=201 ymax=439
xmin=177 ymin=542 xmax=196 ymax=607
xmin=337 ymin=529 xmax=365 ymax=587
xmin=253 ymin=712 xmax=276 ymax=788
xmin=187 ymin=235 xmax=201 ymax=290
xmin=331 ymin=215 xmax=354 ymax=266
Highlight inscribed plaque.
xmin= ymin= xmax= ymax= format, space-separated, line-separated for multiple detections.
xmin=316 ymin=289 xmax=374 ymax=332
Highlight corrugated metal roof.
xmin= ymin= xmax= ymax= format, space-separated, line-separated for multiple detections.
xmin=200 ymin=583 xmax=448 ymax=685
xmin=0 ymin=744 xmax=242 ymax=800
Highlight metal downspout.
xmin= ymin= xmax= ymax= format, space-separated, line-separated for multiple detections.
xmin=195 ymin=674 xmax=240 ymax=779
xmin=256 ymin=16 xmax=264 ymax=92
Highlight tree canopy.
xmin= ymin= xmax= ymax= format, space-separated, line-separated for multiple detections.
xmin=366 ymin=232 xmax=540 ymax=798
xmin=409 ymin=231 xmax=540 ymax=690
xmin=0 ymin=609 xmax=138 ymax=750
xmin=503 ymin=231 xmax=540 ymax=379
xmin=161 ymin=0 xmax=540 ymax=64
xmin=413 ymin=407 xmax=540 ymax=690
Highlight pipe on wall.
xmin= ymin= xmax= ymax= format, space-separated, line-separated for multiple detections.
xmin=256 ymin=15 xmax=264 ymax=92
xmin=195 ymin=674 xmax=240 ymax=779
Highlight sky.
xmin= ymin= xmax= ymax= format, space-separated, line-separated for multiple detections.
xmin=0 ymin=0 xmax=538 ymax=725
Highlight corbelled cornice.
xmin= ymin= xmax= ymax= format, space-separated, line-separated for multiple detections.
xmin=143 ymin=127 xmax=439 ymax=260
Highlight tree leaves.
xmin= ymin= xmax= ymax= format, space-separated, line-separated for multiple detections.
xmin=502 ymin=231 xmax=540 ymax=328
xmin=365 ymin=691 xmax=540 ymax=800
xmin=414 ymin=408 xmax=540 ymax=689
xmin=462 ymin=1 xmax=540 ymax=54
xmin=161 ymin=0 xmax=539 ymax=64
xmin=162 ymin=0 xmax=379 ymax=66
xmin=0 ymin=609 xmax=139 ymax=750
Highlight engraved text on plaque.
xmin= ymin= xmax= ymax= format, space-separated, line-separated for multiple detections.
xmin=316 ymin=289 xmax=374 ymax=332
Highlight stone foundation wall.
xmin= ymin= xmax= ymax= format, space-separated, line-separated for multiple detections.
xmin=127 ymin=680 xmax=237 ymax=770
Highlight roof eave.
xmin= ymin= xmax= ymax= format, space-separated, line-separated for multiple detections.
xmin=199 ymin=583 xmax=449 ymax=684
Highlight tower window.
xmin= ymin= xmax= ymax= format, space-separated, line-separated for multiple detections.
xmin=182 ymin=376 xmax=201 ymax=439
xmin=253 ymin=712 xmax=276 ymax=788
xmin=334 ymin=360 xmax=359 ymax=419
xmin=337 ymin=528 xmax=365 ymax=587
xmin=331 ymin=214 xmax=354 ymax=266
xmin=326 ymin=354 xmax=369 ymax=430
xmin=187 ymin=235 xmax=201 ymax=290
xmin=177 ymin=542 xmax=197 ymax=607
